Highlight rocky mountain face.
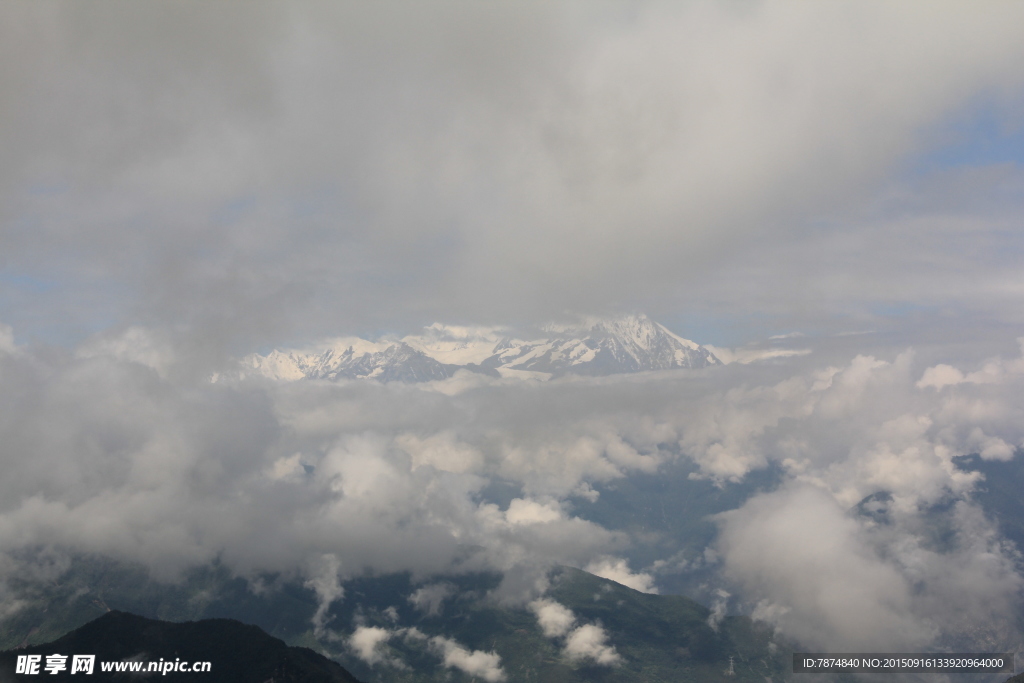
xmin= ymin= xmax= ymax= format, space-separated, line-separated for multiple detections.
xmin=239 ymin=314 xmax=721 ymax=383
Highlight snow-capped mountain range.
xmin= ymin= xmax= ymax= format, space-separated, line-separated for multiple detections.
xmin=238 ymin=314 xmax=721 ymax=383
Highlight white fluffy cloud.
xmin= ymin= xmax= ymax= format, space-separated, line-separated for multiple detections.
xmin=717 ymin=486 xmax=929 ymax=650
xmin=429 ymin=636 xmax=506 ymax=682
xmin=0 ymin=323 xmax=1023 ymax=653
xmin=677 ymin=348 xmax=1024 ymax=503
xmin=583 ymin=557 xmax=658 ymax=594
xmin=919 ymin=339 xmax=1024 ymax=390
xmin=348 ymin=626 xmax=500 ymax=675
xmin=529 ymin=598 xmax=621 ymax=667
xmin=717 ymin=485 xmax=1022 ymax=651
xmin=528 ymin=598 xmax=576 ymax=638
xmin=562 ymin=624 xmax=621 ymax=666
xmin=348 ymin=626 xmax=392 ymax=666
xmin=668 ymin=345 xmax=1024 ymax=650
xmin=0 ymin=329 xmax=652 ymax=616
xmin=394 ymin=431 xmax=484 ymax=474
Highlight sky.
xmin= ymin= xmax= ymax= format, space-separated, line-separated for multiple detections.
xmin=2 ymin=1 xmax=1024 ymax=352
xmin=2 ymin=0 xmax=1024 ymax=667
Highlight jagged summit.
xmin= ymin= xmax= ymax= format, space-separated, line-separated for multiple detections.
xmin=237 ymin=314 xmax=721 ymax=383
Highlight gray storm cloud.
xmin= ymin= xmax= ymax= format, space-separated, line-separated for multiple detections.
xmin=2 ymin=2 xmax=1024 ymax=346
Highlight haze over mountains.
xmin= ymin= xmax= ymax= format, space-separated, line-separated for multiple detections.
xmin=238 ymin=314 xmax=721 ymax=383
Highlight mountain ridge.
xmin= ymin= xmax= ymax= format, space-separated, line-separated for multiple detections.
xmin=237 ymin=314 xmax=721 ymax=383
xmin=0 ymin=562 xmax=788 ymax=683
xmin=0 ymin=610 xmax=362 ymax=682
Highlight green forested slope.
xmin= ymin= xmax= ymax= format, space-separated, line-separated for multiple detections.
xmin=0 ymin=561 xmax=788 ymax=682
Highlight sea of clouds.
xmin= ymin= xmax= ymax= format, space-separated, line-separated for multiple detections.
xmin=1 ymin=324 xmax=1021 ymax=658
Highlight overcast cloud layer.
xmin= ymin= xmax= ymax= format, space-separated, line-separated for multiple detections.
xmin=3 ymin=1 xmax=1024 ymax=349
xmin=2 ymin=0 xmax=1024 ymax=661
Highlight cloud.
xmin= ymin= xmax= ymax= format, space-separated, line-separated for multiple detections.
xmin=429 ymin=636 xmax=506 ymax=682
xmin=528 ymin=598 xmax=576 ymax=638
xmin=674 ymin=348 xmax=1024 ymax=500
xmin=0 ymin=322 xmax=1022 ymax=652
xmin=706 ymin=589 xmax=730 ymax=632
xmin=529 ymin=598 xmax=621 ymax=667
xmin=394 ymin=431 xmax=484 ymax=474
xmin=966 ymin=427 xmax=1016 ymax=462
xmin=716 ymin=485 xmax=1023 ymax=651
xmin=0 ymin=325 xmax=18 ymax=355
xmin=0 ymin=333 xmax=652 ymax=618
xmin=562 ymin=624 xmax=621 ymax=666
xmin=504 ymin=499 xmax=564 ymax=526
xmin=408 ymin=582 xmax=456 ymax=617
xmin=919 ymin=339 xmax=1024 ymax=390
xmin=704 ymin=345 xmax=812 ymax=365
xmin=349 ymin=625 xmax=498 ymax=673
xmin=348 ymin=626 xmax=392 ymax=666
xmin=75 ymin=327 xmax=176 ymax=379
xmin=716 ymin=486 xmax=929 ymax=651
xmin=583 ymin=557 xmax=658 ymax=594
xmin=917 ymin=363 xmax=966 ymax=390
xmin=305 ymin=553 xmax=344 ymax=634
xmin=4 ymin=4 xmax=1024 ymax=345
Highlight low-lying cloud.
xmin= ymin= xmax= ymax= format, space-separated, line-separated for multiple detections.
xmin=717 ymin=486 xmax=1022 ymax=651
xmin=529 ymin=598 xmax=622 ymax=666
xmin=428 ymin=635 xmax=506 ymax=682
xmin=346 ymin=625 xmax=504 ymax=679
xmin=0 ymin=325 xmax=1022 ymax=653
xmin=563 ymin=624 xmax=622 ymax=666
xmin=584 ymin=557 xmax=658 ymax=594
xmin=529 ymin=598 xmax=576 ymax=638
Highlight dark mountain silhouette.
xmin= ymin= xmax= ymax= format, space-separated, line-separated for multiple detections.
xmin=0 ymin=611 xmax=361 ymax=682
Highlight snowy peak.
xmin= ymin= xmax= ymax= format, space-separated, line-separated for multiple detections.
xmin=238 ymin=315 xmax=720 ymax=383
xmin=594 ymin=314 xmax=701 ymax=351
xmin=590 ymin=314 xmax=664 ymax=350
xmin=490 ymin=314 xmax=719 ymax=378
xmin=248 ymin=340 xmax=457 ymax=383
